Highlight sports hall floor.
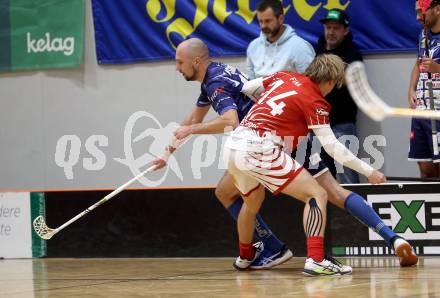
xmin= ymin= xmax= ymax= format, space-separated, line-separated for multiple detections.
xmin=2 ymin=257 xmax=438 ymax=297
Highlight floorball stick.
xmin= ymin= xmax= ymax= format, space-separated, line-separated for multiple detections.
xmin=33 ymin=164 xmax=158 ymax=240
xmin=346 ymin=62 xmax=440 ymax=121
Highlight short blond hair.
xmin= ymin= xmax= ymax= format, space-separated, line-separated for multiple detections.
xmin=304 ymin=54 xmax=346 ymax=88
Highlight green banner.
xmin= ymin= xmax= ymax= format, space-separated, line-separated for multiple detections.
xmin=30 ymin=192 xmax=46 ymax=258
xmin=0 ymin=0 xmax=84 ymax=71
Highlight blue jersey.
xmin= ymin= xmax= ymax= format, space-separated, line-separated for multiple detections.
xmin=417 ymin=30 xmax=440 ymax=110
xmin=196 ymin=62 xmax=254 ymax=122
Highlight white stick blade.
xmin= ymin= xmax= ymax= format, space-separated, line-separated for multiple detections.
xmin=346 ymin=62 xmax=392 ymax=121
xmin=33 ymin=215 xmax=56 ymax=240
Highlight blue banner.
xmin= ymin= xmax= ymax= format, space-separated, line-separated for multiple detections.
xmin=91 ymin=0 xmax=420 ymax=64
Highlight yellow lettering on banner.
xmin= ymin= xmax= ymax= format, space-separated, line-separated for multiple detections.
xmin=193 ymin=0 xmax=208 ymax=28
xmin=213 ymin=0 xmax=232 ymax=24
xmin=283 ymin=3 xmax=291 ymax=15
xmin=166 ymin=18 xmax=193 ymax=47
xmin=146 ymin=0 xmax=176 ymax=23
xmin=236 ymin=0 xmax=256 ymax=24
xmin=323 ymin=0 xmax=350 ymax=11
xmin=292 ymin=0 xmax=322 ymax=21
xmin=166 ymin=0 xmax=208 ymax=49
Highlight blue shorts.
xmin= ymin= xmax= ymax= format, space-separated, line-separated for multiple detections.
xmin=292 ymin=134 xmax=329 ymax=177
xmin=408 ymin=118 xmax=440 ymax=163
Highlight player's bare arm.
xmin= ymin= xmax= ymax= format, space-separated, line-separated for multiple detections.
xmin=164 ymin=105 xmax=210 ymax=153
xmin=151 ymin=106 xmax=210 ymax=170
xmin=180 ymin=105 xmax=211 ymax=126
xmin=408 ymin=59 xmax=420 ymax=109
xmin=175 ymin=109 xmax=239 ymax=139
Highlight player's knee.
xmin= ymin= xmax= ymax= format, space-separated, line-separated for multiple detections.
xmin=242 ymin=197 xmax=263 ymax=215
xmin=420 ymin=170 xmax=433 ymax=178
xmin=214 ymin=187 xmax=228 ymax=204
xmin=327 ymin=186 xmax=350 ymax=209
xmin=242 ymin=202 xmax=260 ymax=215
xmin=420 ymin=168 xmax=438 ymax=178
xmin=242 ymin=186 xmax=265 ymax=213
xmin=215 ymin=186 xmax=237 ymax=207
xmin=418 ymin=162 xmax=439 ymax=178
xmin=312 ymin=187 xmax=328 ymax=205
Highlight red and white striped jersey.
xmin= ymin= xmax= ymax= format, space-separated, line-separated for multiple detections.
xmin=241 ymin=71 xmax=330 ymax=145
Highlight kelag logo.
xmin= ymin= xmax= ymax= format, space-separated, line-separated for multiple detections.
xmin=27 ymin=32 xmax=75 ymax=56
xmin=368 ymin=194 xmax=440 ymax=240
xmin=0 ymin=0 xmax=84 ymax=72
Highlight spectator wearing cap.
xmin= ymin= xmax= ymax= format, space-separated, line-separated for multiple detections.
xmin=315 ymin=8 xmax=363 ymax=184
xmin=246 ymin=0 xmax=315 ymax=80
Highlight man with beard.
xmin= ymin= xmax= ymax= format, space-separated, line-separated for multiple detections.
xmin=314 ymin=8 xmax=362 ymax=184
xmin=246 ymin=0 xmax=315 ymax=80
xmin=407 ymin=0 xmax=440 ymax=178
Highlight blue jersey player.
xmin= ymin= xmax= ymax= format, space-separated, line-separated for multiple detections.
xmin=152 ymin=38 xmax=294 ymax=269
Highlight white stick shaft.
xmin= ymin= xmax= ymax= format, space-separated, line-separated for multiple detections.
xmin=392 ymin=108 xmax=440 ymax=120
xmin=53 ymin=165 xmax=157 ymax=234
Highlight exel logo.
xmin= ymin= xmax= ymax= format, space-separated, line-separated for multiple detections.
xmin=368 ymin=194 xmax=440 ymax=240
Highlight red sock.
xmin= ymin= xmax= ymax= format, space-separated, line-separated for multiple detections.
xmin=239 ymin=241 xmax=255 ymax=260
xmin=307 ymin=236 xmax=324 ymax=262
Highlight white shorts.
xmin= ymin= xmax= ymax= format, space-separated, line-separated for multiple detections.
xmin=225 ymin=146 xmax=303 ymax=196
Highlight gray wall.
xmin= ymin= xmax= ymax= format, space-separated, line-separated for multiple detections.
xmin=0 ymin=1 xmax=419 ymax=190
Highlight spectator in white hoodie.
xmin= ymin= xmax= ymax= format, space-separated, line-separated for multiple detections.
xmin=246 ymin=0 xmax=315 ymax=79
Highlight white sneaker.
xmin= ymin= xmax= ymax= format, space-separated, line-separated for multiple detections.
xmin=303 ymin=257 xmax=352 ymax=276
xmin=233 ymin=242 xmax=263 ymax=271
xmin=325 ymin=256 xmax=352 ymax=274
xmin=393 ymin=238 xmax=418 ymax=267
xmin=249 ymin=245 xmax=293 ymax=269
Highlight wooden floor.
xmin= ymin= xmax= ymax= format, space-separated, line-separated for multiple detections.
xmin=2 ymin=257 xmax=440 ymax=297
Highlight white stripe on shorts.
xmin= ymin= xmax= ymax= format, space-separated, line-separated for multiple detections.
xmin=226 ymin=147 xmax=303 ymax=195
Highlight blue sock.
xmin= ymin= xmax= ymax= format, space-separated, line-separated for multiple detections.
xmin=227 ymin=197 xmax=284 ymax=252
xmin=226 ymin=198 xmax=243 ymax=221
xmin=344 ymin=192 xmax=396 ymax=245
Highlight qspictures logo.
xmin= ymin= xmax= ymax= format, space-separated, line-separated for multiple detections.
xmin=368 ymin=194 xmax=440 ymax=240
xmin=54 ymin=110 xmax=387 ymax=187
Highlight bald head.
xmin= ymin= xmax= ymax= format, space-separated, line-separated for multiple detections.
xmin=176 ymin=38 xmax=209 ymax=60
xmin=175 ymin=38 xmax=210 ymax=82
